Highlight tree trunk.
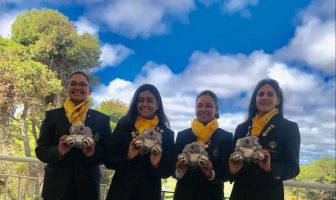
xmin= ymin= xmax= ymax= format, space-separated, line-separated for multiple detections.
xmin=0 ymin=128 xmax=8 ymax=153
xmin=20 ymin=103 xmax=32 ymax=157
xmin=56 ymin=93 xmax=63 ymax=108
xmin=31 ymin=118 xmax=38 ymax=145
xmin=320 ymin=190 xmax=324 ymax=200
xmin=20 ymin=103 xmax=39 ymax=178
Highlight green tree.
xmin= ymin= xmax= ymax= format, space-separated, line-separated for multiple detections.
xmin=0 ymin=38 xmax=18 ymax=152
xmin=297 ymin=157 xmax=335 ymax=183
xmin=1 ymin=9 xmax=103 ymax=196
xmin=0 ymin=37 xmax=62 ymax=156
xmin=0 ymin=37 xmax=62 ymax=190
xmin=292 ymin=157 xmax=336 ymax=200
xmin=11 ymin=9 xmax=101 ymax=106
xmin=94 ymin=99 xmax=128 ymax=130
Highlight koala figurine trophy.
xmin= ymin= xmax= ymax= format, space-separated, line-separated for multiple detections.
xmin=66 ymin=124 xmax=95 ymax=148
xmin=133 ymin=128 xmax=163 ymax=154
xmin=230 ymin=136 xmax=264 ymax=162
xmin=177 ymin=142 xmax=209 ymax=168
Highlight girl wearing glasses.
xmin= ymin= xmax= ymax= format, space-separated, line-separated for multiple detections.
xmin=229 ymin=78 xmax=301 ymax=200
xmin=35 ymin=71 xmax=113 ymax=200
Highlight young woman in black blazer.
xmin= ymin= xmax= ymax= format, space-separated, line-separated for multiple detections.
xmin=229 ymin=78 xmax=301 ymax=200
xmin=35 ymin=71 xmax=113 ymax=200
xmin=105 ymin=84 xmax=175 ymax=200
xmin=174 ymin=90 xmax=233 ymax=200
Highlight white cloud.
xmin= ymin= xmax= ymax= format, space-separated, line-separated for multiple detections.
xmin=197 ymin=0 xmax=259 ymax=17
xmin=0 ymin=11 xmax=19 ymax=38
xmin=1 ymin=0 xmax=195 ymax=39
xmin=74 ymin=17 xmax=99 ymax=35
xmin=223 ymin=0 xmax=259 ymax=16
xmin=178 ymin=49 xmax=274 ymax=97
xmin=2 ymin=0 xmax=261 ymax=39
xmin=268 ymin=65 xmax=335 ymax=114
xmin=275 ymin=19 xmax=335 ymax=74
xmin=90 ymin=0 xmax=195 ymax=38
xmin=218 ymin=112 xmax=245 ymax=133
xmin=299 ymin=0 xmax=335 ymax=21
xmin=94 ymin=43 xmax=134 ymax=71
xmin=275 ymin=0 xmax=335 ymax=74
xmin=134 ymin=61 xmax=177 ymax=94
xmin=92 ymin=78 xmax=134 ymax=106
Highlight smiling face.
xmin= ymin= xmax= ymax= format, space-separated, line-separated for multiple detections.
xmin=195 ymin=94 xmax=217 ymax=125
xmin=137 ymin=90 xmax=158 ymax=119
xmin=67 ymin=74 xmax=91 ymax=105
xmin=256 ymin=84 xmax=280 ymax=116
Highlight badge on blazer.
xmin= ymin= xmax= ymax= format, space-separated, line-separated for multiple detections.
xmin=213 ymin=148 xmax=219 ymax=157
xmin=204 ymin=139 xmax=211 ymax=149
xmin=269 ymin=141 xmax=277 ymax=149
xmin=94 ymin=132 xmax=100 ymax=142
xmin=262 ymin=124 xmax=275 ymax=137
xmin=131 ymin=131 xmax=137 ymax=138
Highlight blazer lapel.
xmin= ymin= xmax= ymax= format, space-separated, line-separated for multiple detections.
xmin=85 ymin=109 xmax=95 ymax=127
xmin=59 ymin=108 xmax=72 ymax=134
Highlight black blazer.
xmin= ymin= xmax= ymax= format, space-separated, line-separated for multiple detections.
xmin=230 ymin=115 xmax=300 ymax=200
xmin=35 ymin=107 xmax=112 ymax=200
xmin=174 ymin=128 xmax=233 ymax=200
xmin=105 ymin=116 xmax=175 ymax=200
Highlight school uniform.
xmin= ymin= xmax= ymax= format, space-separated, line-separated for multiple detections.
xmin=174 ymin=128 xmax=233 ymax=200
xmin=35 ymin=107 xmax=113 ymax=200
xmin=105 ymin=116 xmax=175 ymax=200
xmin=230 ymin=115 xmax=300 ymax=200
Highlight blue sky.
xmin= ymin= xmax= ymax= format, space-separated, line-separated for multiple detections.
xmin=1 ymin=0 xmax=335 ymax=165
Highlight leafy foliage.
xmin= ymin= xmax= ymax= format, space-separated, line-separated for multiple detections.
xmin=11 ymin=9 xmax=101 ymax=87
xmin=0 ymin=8 xmax=104 ymax=200
xmin=94 ymin=99 xmax=128 ymax=129
xmin=0 ymin=35 xmax=62 ymax=155
xmin=297 ymin=157 xmax=335 ymax=183
xmin=287 ymin=157 xmax=336 ymax=200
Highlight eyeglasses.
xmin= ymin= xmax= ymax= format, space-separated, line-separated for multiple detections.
xmin=68 ymin=81 xmax=89 ymax=88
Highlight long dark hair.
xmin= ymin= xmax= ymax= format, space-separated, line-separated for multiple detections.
xmin=126 ymin=84 xmax=170 ymax=127
xmin=196 ymin=90 xmax=220 ymax=119
xmin=247 ymin=78 xmax=284 ymax=120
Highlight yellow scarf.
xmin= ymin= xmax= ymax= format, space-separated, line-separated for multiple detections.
xmin=191 ymin=118 xmax=218 ymax=145
xmin=64 ymin=98 xmax=90 ymax=125
xmin=134 ymin=115 xmax=159 ymax=135
xmin=251 ymin=108 xmax=278 ymax=136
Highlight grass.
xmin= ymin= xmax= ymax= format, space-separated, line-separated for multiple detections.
xmin=161 ymin=177 xmax=234 ymax=199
